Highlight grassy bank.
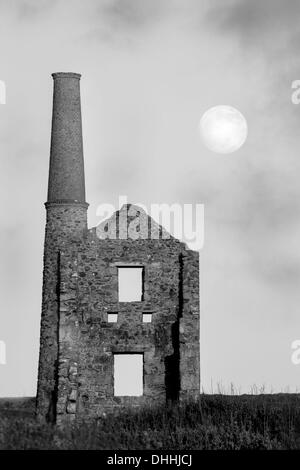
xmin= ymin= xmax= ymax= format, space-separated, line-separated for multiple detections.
xmin=0 ymin=394 xmax=300 ymax=449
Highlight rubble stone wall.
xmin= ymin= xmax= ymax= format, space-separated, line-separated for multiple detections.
xmin=55 ymin=232 xmax=200 ymax=423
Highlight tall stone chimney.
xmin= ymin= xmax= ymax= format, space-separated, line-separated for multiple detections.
xmin=47 ymin=72 xmax=87 ymax=205
xmin=36 ymin=73 xmax=88 ymax=421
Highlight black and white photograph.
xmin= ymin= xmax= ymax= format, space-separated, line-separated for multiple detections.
xmin=1 ymin=0 xmax=300 ymax=459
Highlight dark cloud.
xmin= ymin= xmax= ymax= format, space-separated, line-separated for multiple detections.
xmin=82 ymin=0 xmax=171 ymax=47
xmin=101 ymin=0 xmax=165 ymax=30
xmin=0 ymin=0 xmax=58 ymax=19
xmin=206 ymin=0 xmax=300 ymax=47
xmin=203 ymin=0 xmax=300 ymax=145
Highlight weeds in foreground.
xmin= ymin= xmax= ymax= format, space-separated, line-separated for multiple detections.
xmin=1 ymin=394 xmax=300 ymax=450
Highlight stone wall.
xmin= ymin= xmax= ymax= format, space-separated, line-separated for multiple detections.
xmin=55 ymin=230 xmax=200 ymax=424
xmin=36 ymin=202 xmax=87 ymax=421
xmin=179 ymin=250 xmax=200 ymax=400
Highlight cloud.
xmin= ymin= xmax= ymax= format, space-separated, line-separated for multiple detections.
xmin=206 ymin=0 xmax=300 ymax=47
xmin=204 ymin=0 xmax=300 ymax=96
xmin=0 ymin=0 xmax=58 ymax=19
xmin=101 ymin=0 xmax=165 ymax=30
xmin=202 ymin=0 xmax=300 ymax=150
xmin=82 ymin=0 xmax=183 ymax=46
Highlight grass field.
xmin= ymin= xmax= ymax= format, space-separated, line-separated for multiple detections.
xmin=0 ymin=394 xmax=300 ymax=449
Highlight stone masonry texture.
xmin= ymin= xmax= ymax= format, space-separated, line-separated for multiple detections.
xmin=36 ymin=74 xmax=200 ymax=424
xmin=47 ymin=73 xmax=86 ymax=204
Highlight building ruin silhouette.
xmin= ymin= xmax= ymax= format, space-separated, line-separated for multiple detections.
xmin=36 ymin=73 xmax=200 ymax=424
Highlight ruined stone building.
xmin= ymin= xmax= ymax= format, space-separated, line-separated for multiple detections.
xmin=36 ymin=73 xmax=200 ymax=424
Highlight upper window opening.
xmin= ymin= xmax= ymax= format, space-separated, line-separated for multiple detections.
xmin=118 ymin=267 xmax=144 ymax=302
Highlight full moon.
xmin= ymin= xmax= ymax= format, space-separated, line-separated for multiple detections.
xmin=199 ymin=105 xmax=248 ymax=154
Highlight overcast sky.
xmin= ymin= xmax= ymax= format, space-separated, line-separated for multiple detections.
xmin=1 ymin=0 xmax=300 ymax=396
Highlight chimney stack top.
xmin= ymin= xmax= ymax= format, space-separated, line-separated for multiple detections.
xmin=52 ymin=72 xmax=81 ymax=80
xmin=46 ymin=71 xmax=87 ymax=205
